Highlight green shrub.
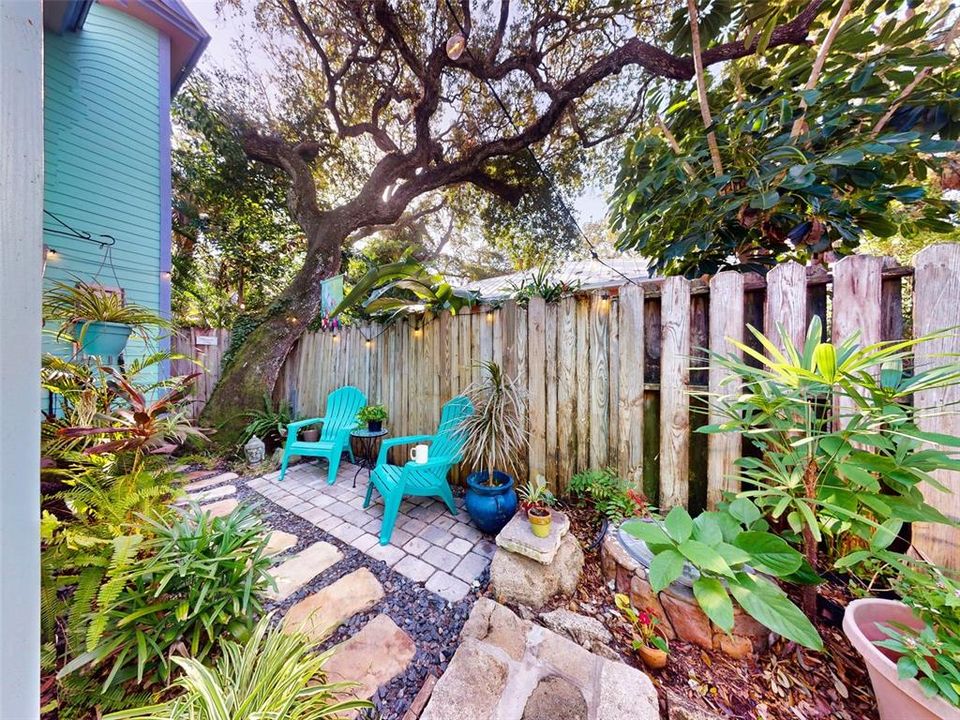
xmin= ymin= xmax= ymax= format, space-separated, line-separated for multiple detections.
xmin=568 ymin=468 xmax=646 ymax=522
xmin=700 ymin=317 xmax=960 ymax=596
xmin=239 ymin=394 xmax=292 ymax=449
xmin=103 ymin=614 xmax=372 ymax=720
xmin=623 ymin=501 xmax=822 ymax=651
xmin=60 ymin=503 xmax=274 ymax=693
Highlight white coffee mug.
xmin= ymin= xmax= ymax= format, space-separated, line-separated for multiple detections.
xmin=410 ymin=444 xmax=429 ymax=464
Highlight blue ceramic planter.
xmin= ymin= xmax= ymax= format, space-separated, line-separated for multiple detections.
xmin=74 ymin=321 xmax=132 ymax=358
xmin=465 ymin=470 xmax=517 ymax=535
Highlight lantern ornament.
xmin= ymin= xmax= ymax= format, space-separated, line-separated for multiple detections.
xmin=244 ymin=435 xmax=266 ymax=465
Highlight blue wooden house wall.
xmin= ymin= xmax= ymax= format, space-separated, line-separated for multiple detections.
xmin=42 ymin=2 xmax=169 ymax=400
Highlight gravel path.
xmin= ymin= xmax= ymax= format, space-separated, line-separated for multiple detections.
xmin=230 ymin=472 xmax=485 ymax=719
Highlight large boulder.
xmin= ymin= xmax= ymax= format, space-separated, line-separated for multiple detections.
xmin=539 ymin=608 xmax=619 ymax=660
xmin=490 ymin=532 xmax=584 ymax=609
xmin=421 ymin=599 xmax=660 ymax=720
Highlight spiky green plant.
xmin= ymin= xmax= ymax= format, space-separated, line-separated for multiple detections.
xmin=43 ymin=280 xmax=171 ymax=345
xmin=458 ymin=361 xmax=528 ymax=485
xmin=102 ymin=614 xmax=372 ymax=720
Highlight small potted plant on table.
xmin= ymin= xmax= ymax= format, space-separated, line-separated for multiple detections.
xmin=357 ymin=404 xmax=388 ymax=432
xmin=518 ymin=476 xmax=555 ymax=538
xmin=615 ymin=593 xmax=669 ymax=670
xmin=459 ymin=361 xmax=527 ymax=534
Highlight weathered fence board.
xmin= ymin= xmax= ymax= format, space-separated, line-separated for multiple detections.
xmin=913 ymin=244 xmax=960 ymax=569
xmin=170 ymin=327 xmax=231 ymax=418
xmin=660 ymin=277 xmax=691 ymax=509
xmin=707 ymin=272 xmax=743 ymax=509
xmin=765 ymin=261 xmax=807 ymax=354
xmin=617 ymin=284 xmax=645 ymax=486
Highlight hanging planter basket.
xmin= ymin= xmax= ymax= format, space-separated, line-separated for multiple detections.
xmin=74 ymin=320 xmax=132 ymax=358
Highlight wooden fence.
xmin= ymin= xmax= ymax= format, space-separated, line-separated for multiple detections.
xmin=179 ymin=246 xmax=959 ymax=567
xmin=171 ymin=327 xmax=231 ymax=419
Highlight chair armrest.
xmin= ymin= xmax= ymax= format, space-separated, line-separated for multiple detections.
xmin=287 ymin=417 xmax=325 ymax=432
xmin=376 ymin=434 xmax=434 ymax=465
xmin=401 ymin=454 xmax=462 ymax=473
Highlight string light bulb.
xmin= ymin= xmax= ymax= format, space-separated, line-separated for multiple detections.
xmin=446 ymin=32 xmax=466 ymax=60
xmin=365 ymin=339 xmax=372 ymax=348
xmin=486 ymin=311 xmax=494 ymax=322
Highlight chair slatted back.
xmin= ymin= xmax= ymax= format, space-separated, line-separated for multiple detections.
xmin=320 ymin=386 xmax=367 ymax=443
xmin=428 ymin=395 xmax=473 ymax=462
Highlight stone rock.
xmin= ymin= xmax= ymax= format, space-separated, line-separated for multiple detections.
xmin=495 ymin=509 xmax=569 ymax=564
xmin=490 ymin=532 xmax=584 ymax=609
xmin=522 ymin=676 xmax=588 ymax=720
xmin=717 ymin=633 xmax=753 ymax=660
xmin=183 ymin=471 xmax=238 ymax=492
xmin=425 ymin=600 xmax=659 ymax=720
xmin=539 ymin=609 xmax=614 ymax=658
xmin=324 ymin=614 xmax=416 ymax=700
xmin=597 ymin=658 xmax=660 ymax=720
xmin=419 ymin=639 xmax=509 ymax=720
xmin=186 ymin=484 xmax=236 ymax=504
xmin=200 ymin=498 xmax=238 ymax=518
xmin=282 ymin=568 xmax=384 ymax=642
xmin=267 ymin=541 xmax=343 ymax=601
xmin=264 ymin=530 xmax=298 ymax=557
xmin=460 ymin=597 xmax=529 ymax=660
xmin=660 ymin=589 xmax=713 ymax=649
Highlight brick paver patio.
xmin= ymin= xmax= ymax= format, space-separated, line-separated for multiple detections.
xmin=247 ymin=461 xmax=496 ymax=602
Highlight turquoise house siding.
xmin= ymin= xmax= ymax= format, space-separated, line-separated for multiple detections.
xmin=43 ymin=3 xmax=167 ymax=396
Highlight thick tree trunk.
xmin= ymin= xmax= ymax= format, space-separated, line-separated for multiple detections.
xmin=200 ymin=225 xmax=347 ymax=444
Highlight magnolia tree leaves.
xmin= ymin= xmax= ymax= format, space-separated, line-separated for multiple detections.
xmin=610 ymin=7 xmax=960 ymax=276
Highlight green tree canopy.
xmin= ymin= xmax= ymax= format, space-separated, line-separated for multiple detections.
xmin=611 ymin=2 xmax=960 ymax=276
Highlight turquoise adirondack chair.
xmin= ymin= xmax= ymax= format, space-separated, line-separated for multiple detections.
xmin=278 ymin=386 xmax=367 ymax=485
xmin=364 ymin=395 xmax=474 ymax=545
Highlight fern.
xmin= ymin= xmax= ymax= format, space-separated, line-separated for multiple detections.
xmin=86 ymin=535 xmax=142 ymax=651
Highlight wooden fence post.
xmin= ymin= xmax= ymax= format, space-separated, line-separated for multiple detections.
xmin=527 ymin=298 xmax=547 ymax=484
xmin=913 ymin=244 xmax=960 ymax=569
xmin=765 ymin=261 xmax=807 ymax=353
xmin=618 ymin=285 xmax=645 ymax=486
xmin=707 ymin=272 xmax=743 ymax=509
xmin=660 ymin=277 xmax=691 ymax=509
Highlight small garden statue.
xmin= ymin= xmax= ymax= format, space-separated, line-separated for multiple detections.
xmin=244 ymin=434 xmax=266 ymax=465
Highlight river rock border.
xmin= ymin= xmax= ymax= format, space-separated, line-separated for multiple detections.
xmin=600 ymin=531 xmax=769 ymax=659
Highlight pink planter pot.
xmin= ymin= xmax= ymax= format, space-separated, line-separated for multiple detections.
xmin=843 ymin=598 xmax=960 ymax=720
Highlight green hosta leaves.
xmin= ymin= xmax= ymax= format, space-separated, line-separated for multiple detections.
xmin=648 ymin=549 xmax=686 ymax=592
xmin=733 ymin=531 xmax=803 ymax=577
xmin=664 ymin=506 xmax=694 ymax=543
xmin=678 ymin=540 xmax=734 ymax=577
xmin=693 ymin=577 xmax=735 ymax=632
xmin=728 ymin=573 xmax=823 ymax=651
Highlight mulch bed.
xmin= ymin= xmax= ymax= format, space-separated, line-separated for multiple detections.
xmin=537 ymin=504 xmax=880 ymax=720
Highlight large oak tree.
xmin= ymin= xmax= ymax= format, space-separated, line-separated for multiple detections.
xmin=201 ymin=0 xmax=829 ymax=438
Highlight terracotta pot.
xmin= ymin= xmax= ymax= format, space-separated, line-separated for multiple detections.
xmin=636 ymin=643 xmax=668 ymax=670
xmin=843 ymin=598 xmax=959 ymax=720
xmin=528 ymin=508 xmax=552 ymax=538
xmin=300 ymin=427 xmax=320 ymax=443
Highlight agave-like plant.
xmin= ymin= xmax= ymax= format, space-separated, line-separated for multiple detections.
xmin=458 ymin=361 xmax=528 ymax=486
xmin=102 ymin=613 xmax=372 ymax=720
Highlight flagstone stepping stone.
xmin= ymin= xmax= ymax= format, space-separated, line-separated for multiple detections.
xmin=495 ymin=509 xmax=569 ymax=564
xmin=282 ymin=568 xmax=384 ymax=642
xmin=200 ymin=498 xmax=238 ymax=518
xmin=184 ymin=471 xmax=238 ymax=493
xmin=267 ymin=541 xmax=344 ymax=601
xmin=421 ymin=599 xmax=659 ymax=720
xmin=264 ymin=530 xmax=298 ymax=557
xmin=324 ymin=614 xmax=416 ymax=700
xmin=183 ymin=469 xmax=217 ymax=482
xmin=186 ymin=484 xmax=236 ymax=504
